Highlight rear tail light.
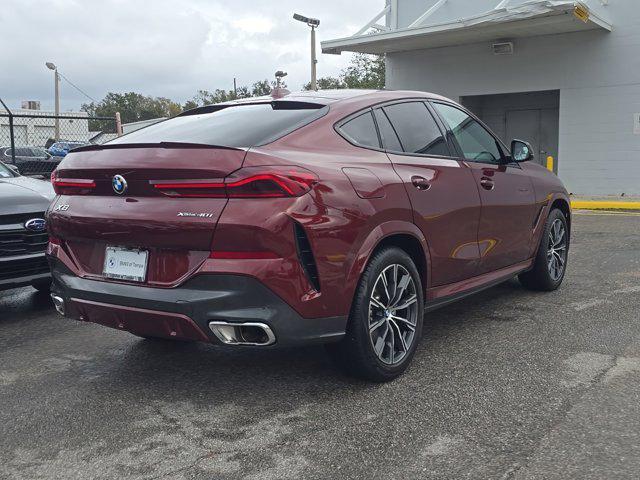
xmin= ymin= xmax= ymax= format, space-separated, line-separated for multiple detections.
xmin=152 ymin=166 xmax=318 ymax=198
xmin=51 ymin=170 xmax=96 ymax=195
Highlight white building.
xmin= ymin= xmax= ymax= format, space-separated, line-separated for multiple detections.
xmin=0 ymin=107 xmax=90 ymax=148
xmin=323 ymin=0 xmax=640 ymax=196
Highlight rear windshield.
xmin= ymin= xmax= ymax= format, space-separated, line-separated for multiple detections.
xmin=108 ymin=103 xmax=327 ymax=148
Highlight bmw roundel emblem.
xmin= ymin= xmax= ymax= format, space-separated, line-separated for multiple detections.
xmin=112 ymin=174 xmax=127 ymax=195
xmin=25 ymin=218 xmax=46 ymax=232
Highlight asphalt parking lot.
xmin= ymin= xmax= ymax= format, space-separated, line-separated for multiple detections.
xmin=1 ymin=212 xmax=639 ymax=480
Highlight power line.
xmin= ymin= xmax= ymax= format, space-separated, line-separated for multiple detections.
xmin=57 ymin=71 xmax=99 ymax=103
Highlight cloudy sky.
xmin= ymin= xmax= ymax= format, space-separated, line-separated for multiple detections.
xmin=0 ymin=0 xmax=382 ymax=112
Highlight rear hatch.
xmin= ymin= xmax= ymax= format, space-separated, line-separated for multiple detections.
xmin=48 ymin=100 xmax=328 ymax=287
xmin=48 ymin=144 xmax=245 ymax=286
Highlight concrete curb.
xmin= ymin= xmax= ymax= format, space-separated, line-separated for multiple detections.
xmin=571 ymin=200 xmax=640 ymax=211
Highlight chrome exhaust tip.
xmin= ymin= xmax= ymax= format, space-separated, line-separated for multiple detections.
xmin=50 ymin=294 xmax=65 ymax=316
xmin=208 ymin=321 xmax=276 ymax=346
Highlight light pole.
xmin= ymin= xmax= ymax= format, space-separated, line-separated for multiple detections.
xmin=293 ymin=13 xmax=320 ymax=91
xmin=45 ymin=62 xmax=60 ymax=141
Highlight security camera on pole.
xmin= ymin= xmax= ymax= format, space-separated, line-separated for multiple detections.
xmin=272 ymin=71 xmax=290 ymax=99
xmin=293 ymin=13 xmax=320 ymax=91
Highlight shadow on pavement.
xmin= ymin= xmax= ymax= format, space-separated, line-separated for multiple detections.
xmin=76 ymin=279 xmax=531 ymax=406
xmin=0 ymin=287 xmax=53 ymax=323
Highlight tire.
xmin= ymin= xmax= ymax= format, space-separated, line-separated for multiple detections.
xmin=328 ymin=247 xmax=424 ymax=382
xmin=519 ymin=208 xmax=569 ymax=291
xmin=32 ymin=279 xmax=52 ymax=293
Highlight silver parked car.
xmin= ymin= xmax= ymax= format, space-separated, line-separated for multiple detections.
xmin=0 ymin=161 xmax=55 ymax=292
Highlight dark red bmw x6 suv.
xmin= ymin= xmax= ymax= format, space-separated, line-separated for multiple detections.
xmin=47 ymin=90 xmax=570 ymax=381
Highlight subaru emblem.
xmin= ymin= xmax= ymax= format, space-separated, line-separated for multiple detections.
xmin=112 ymin=174 xmax=127 ymax=195
xmin=25 ymin=218 xmax=46 ymax=232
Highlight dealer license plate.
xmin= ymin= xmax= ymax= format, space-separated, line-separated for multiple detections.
xmin=103 ymin=246 xmax=148 ymax=282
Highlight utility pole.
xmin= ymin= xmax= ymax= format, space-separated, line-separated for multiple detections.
xmin=115 ymin=112 xmax=123 ymax=136
xmin=294 ymin=14 xmax=320 ymax=91
xmin=233 ymin=77 xmax=238 ymax=98
xmin=310 ymin=25 xmax=317 ymax=91
xmin=45 ymin=62 xmax=60 ymax=141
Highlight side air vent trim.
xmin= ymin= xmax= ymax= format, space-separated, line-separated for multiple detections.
xmin=293 ymin=221 xmax=321 ymax=292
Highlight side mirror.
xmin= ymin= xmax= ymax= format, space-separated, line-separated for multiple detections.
xmin=7 ymin=164 xmax=20 ymax=174
xmin=511 ymin=139 xmax=534 ymax=163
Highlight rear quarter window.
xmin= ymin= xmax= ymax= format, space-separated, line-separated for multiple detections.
xmin=108 ymin=103 xmax=328 ymax=148
xmin=338 ymin=111 xmax=381 ymax=149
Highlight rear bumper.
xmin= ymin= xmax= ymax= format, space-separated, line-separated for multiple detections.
xmin=50 ymin=259 xmax=347 ymax=346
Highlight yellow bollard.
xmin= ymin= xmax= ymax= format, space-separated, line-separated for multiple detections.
xmin=546 ymin=156 xmax=554 ymax=172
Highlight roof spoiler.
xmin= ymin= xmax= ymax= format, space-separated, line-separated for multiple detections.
xmin=70 ymin=142 xmax=243 ymax=154
xmin=178 ymin=100 xmax=326 ymax=117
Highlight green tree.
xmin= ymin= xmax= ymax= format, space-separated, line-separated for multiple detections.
xmin=251 ymin=80 xmax=273 ymax=97
xmin=304 ymin=77 xmax=347 ymax=90
xmin=82 ymin=92 xmax=182 ymax=131
xmin=184 ymin=79 xmax=284 ymax=109
xmin=303 ymin=54 xmax=385 ymax=91
xmin=182 ymin=99 xmax=199 ymax=111
xmin=190 ymin=89 xmax=236 ymax=106
xmin=342 ymin=54 xmax=385 ymax=89
xmin=236 ymin=86 xmax=251 ymax=98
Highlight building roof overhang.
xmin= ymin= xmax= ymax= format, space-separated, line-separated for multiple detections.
xmin=322 ymin=0 xmax=612 ymax=55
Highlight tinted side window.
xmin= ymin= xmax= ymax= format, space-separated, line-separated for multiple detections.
xmin=383 ymin=102 xmax=449 ymax=156
xmin=433 ymin=103 xmax=503 ymax=163
xmin=340 ymin=111 xmax=380 ymax=149
xmin=373 ymin=109 xmax=403 ymax=152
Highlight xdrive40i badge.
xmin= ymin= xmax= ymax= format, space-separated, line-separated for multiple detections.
xmin=177 ymin=212 xmax=215 ymax=218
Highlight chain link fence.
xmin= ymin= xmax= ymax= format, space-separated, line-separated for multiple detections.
xmin=0 ymin=98 xmax=118 ymax=176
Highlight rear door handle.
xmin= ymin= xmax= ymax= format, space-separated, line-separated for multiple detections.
xmin=480 ymin=177 xmax=495 ymax=191
xmin=411 ymin=176 xmax=431 ymax=191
